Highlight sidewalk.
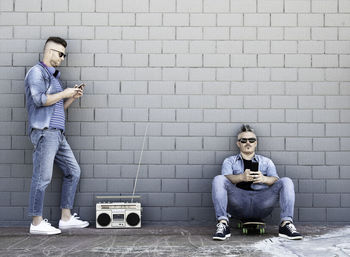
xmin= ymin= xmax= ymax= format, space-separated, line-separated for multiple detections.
xmin=0 ymin=224 xmax=349 ymax=256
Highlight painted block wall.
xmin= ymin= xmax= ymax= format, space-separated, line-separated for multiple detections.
xmin=0 ymin=0 xmax=349 ymax=225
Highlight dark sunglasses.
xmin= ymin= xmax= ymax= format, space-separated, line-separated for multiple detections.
xmin=238 ymin=138 xmax=257 ymax=144
xmin=51 ymin=49 xmax=66 ymax=58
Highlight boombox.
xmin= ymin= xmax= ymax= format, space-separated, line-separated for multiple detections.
xmin=96 ymin=202 xmax=142 ymax=228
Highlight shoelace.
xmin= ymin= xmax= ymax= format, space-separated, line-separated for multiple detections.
xmin=216 ymin=223 xmax=226 ymax=234
xmin=286 ymin=223 xmax=297 ymax=234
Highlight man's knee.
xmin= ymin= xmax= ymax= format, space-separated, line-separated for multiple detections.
xmin=279 ymin=177 xmax=294 ymax=189
xmin=74 ymin=166 xmax=81 ymax=180
xmin=71 ymin=164 xmax=81 ymax=181
xmin=212 ymin=175 xmax=228 ymax=188
xmin=277 ymin=177 xmax=294 ymax=192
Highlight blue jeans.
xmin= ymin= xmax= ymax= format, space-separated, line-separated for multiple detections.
xmin=28 ymin=128 xmax=81 ymax=216
xmin=212 ymin=175 xmax=294 ymax=224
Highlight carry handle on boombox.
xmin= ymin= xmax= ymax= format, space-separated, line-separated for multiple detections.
xmin=95 ymin=195 xmax=141 ymax=200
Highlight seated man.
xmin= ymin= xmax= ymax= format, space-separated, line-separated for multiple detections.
xmin=212 ymin=124 xmax=302 ymax=240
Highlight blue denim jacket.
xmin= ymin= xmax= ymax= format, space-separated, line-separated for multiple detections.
xmin=25 ymin=62 xmax=60 ymax=134
xmin=221 ymin=153 xmax=279 ymax=190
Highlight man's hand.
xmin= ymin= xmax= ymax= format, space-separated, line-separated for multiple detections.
xmin=251 ymin=171 xmax=266 ymax=184
xmin=241 ymin=169 xmax=266 ymax=183
xmin=63 ymin=87 xmax=84 ymax=110
xmin=72 ymin=88 xmax=83 ymax=99
xmin=73 ymin=84 xmax=85 ymax=99
xmin=242 ymin=169 xmax=255 ymax=182
xmin=63 ymin=87 xmax=81 ymax=98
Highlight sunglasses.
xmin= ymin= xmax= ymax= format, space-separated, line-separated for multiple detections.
xmin=238 ymin=138 xmax=257 ymax=144
xmin=51 ymin=49 xmax=66 ymax=58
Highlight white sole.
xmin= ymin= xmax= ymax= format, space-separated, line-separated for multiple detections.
xmin=213 ymin=233 xmax=231 ymax=241
xmin=59 ymin=223 xmax=89 ymax=229
xmin=30 ymin=230 xmax=61 ymax=235
xmin=278 ymin=233 xmax=303 ymax=240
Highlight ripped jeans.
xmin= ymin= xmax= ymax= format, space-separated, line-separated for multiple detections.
xmin=28 ymin=128 xmax=81 ymax=216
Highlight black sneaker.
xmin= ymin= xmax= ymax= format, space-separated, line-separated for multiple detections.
xmin=279 ymin=222 xmax=303 ymax=240
xmin=213 ymin=222 xmax=231 ymax=240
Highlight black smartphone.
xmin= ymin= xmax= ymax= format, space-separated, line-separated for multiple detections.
xmin=251 ymin=162 xmax=259 ymax=171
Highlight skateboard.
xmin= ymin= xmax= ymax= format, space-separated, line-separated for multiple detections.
xmin=238 ymin=220 xmax=266 ymax=235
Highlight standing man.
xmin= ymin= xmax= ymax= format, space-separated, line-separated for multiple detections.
xmin=212 ymin=124 xmax=302 ymax=240
xmin=25 ymin=37 xmax=89 ymax=235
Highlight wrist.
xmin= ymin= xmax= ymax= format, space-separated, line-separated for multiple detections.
xmin=60 ymin=91 xmax=67 ymax=99
xmin=239 ymin=173 xmax=245 ymax=182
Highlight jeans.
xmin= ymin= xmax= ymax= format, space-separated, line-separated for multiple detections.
xmin=28 ymin=128 xmax=81 ymax=216
xmin=212 ymin=175 xmax=295 ymax=224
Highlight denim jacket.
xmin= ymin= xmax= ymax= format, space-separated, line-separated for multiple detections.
xmin=221 ymin=153 xmax=279 ymax=191
xmin=25 ymin=62 xmax=60 ymax=134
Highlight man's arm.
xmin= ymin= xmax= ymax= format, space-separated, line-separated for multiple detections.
xmin=225 ymin=169 xmax=254 ymax=184
xmin=44 ymin=87 xmax=80 ymax=107
xmin=225 ymin=169 xmax=278 ymax=186
xmin=264 ymin=176 xmax=278 ymax=186
xmin=225 ymin=173 xmax=245 ymax=184
xmin=251 ymin=158 xmax=279 ymax=186
xmin=64 ymin=93 xmax=83 ymax=110
xmin=251 ymin=170 xmax=278 ymax=186
xmin=64 ymin=87 xmax=84 ymax=110
xmin=64 ymin=97 xmax=75 ymax=110
xmin=254 ymin=173 xmax=278 ymax=186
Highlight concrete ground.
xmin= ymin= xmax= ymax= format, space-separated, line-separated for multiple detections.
xmin=0 ymin=223 xmax=349 ymax=257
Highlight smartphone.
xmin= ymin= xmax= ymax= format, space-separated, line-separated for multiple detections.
xmin=76 ymin=83 xmax=85 ymax=89
xmin=251 ymin=162 xmax=259 ymax=171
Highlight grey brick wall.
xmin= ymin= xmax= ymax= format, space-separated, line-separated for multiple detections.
xmin=0 ymin=0 xmax=349 ymax=225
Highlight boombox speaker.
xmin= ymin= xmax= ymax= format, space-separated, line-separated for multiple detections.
xmin=96 ymin=196 xmax=142 ymax=228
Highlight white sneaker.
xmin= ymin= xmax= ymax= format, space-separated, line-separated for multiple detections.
xmin=30 ymin=219 xmax=61 ymax=235
xmin=58 ymin=213 xmax=89 ymax=229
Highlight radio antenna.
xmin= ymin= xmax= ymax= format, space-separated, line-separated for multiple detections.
xmin=132 ymin=123 xmax=149 ymax=202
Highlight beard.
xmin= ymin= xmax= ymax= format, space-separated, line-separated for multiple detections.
xmin=50 ymin=59 xmax=60 ymax=67
xmin=241 ymin=145 xmax=255 ymax=155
